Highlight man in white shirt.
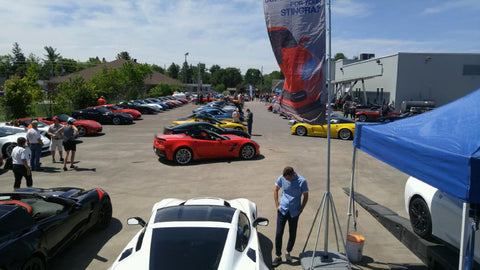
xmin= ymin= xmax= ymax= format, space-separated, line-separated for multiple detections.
xmin=26 ymin=120 xmax=43 ymax=171
xmin=47 ymin=117 xmax=64 ymax=163
xmin=11 ymin=137 xmax=33 ymax=189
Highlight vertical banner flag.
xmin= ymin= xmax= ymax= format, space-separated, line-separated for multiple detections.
xmin=264 ymin=0 xmax=326 ymax=125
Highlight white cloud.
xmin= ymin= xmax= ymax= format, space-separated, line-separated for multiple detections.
xmin=422 ymin=0 xmax=480 ymax=15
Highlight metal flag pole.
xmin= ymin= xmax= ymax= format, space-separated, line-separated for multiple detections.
xmin=300 ymin=0 xmax=350 ymax=269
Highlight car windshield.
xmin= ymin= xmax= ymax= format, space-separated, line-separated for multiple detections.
xmin=110 ymin=106 xmax=122 ymax=110
xmin=154 ymin=205 xmax=235 ymax=223
xmin=0 ymin=128 xmax=15 ymax=137
xmin=149 ymin=227 xmax=228 ymax=270
xmin=96 ymin=107 xmax=110 ymax=113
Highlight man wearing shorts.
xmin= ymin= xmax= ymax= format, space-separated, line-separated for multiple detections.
xmin=58 ymin=120 xmax=79 ymax=171
xmin=47 ymin=117 xmax=64 ymax=163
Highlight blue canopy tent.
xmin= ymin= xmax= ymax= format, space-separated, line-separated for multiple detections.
xmin=351 ymin=88 xmax=480 ymax=269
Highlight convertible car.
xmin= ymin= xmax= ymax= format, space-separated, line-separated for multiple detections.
xmin=153 ymin=129 xmax=259 ymax=165
xmin=172 ymin=114 xmax=247 ymax=132
xmin=291 ymin=116 xmax=355 ymax=140
xmin=110 ymin=197 xmax=269 ymax=270
xmin=0 ymin=127 xmax=51 ymax=157
xmin=39 ymin=114 xmax=103 ymax=137
xmin=117 ymin=101 xmax=159 ymax=115
xmin=164 ymin=122 xmax=250 ymax=138
xmin=72 ymin=107 xmax=133 ymax=125
xmin=0 ymin=187 xmax=112 ymax=270
xmin=405 ymin=176 xmax=480 ymax=263
xmin=355 ymin=109 xmax=401 ymax=122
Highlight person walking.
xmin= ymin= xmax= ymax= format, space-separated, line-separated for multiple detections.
xmin=58 ymin=120 xmax=79 ymax=171
xmin=47 ymin=117 xmax=64 ymax=163
xmin=273 ymin=166 xmax=309 ymax=266
xmin=246 ymin=108 xmax=253 ymax=135
xmin=26 ymin=120 xmax=44 ymax=171
xmin=11 ymin=137 xmax=33 ymax=189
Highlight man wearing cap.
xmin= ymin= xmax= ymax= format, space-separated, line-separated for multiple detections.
xmin=47 ymin=117 xmax=64 ymax=163
xmin=26 ymin=120 xmax=44 ymax=171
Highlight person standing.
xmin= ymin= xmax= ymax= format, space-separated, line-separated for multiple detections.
xmin=47 ymin=117 xmax=64 ymax=163
xmin=273 ymin=166 xmax=309 ymax=266
xmin=58 ymin=120 xmax=79 ymax=171
xmin=232 ymin=108 xmax=240 ymax=123
xmin=11 ymin=137 xmax=33 ymax=189
xmin=97 ymin=96 xmax=106 ymax=106
xmin=246 ymin=108 xmax=253 ymax=135
xmin=26 ymin=120 xmax=44 ymax=171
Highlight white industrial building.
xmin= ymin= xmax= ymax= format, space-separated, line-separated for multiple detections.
xmin=333 ymin=52 xmax=480 ymax=110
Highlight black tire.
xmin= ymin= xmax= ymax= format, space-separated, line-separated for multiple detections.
xmin=77 ymin=126 xmax=87 ymax=137
xmin=235 ymin=127 xmax=244 ymax=131
xmin=358 ymin=114 xmax=367 ymax=122
xmin=409 ymin=196 xmax=432 ymax=239
xmin=239 ymin=144 xmax=256 ymax=160
xmin=2 ymin=143 xmax=15 ymax=157
xmin=112 ymin=117 xmax=121 ymax=125
xmin=174 ymin=147 xmax=193 ymax=165
xmin=338 ymin=129 xmax=352 ymax=140
xmin=96 ymin=195 xmax=112 ymax=230
xmin=295 ymin=126 xmax=307 ymax=136
xmin=22 ymin=256 xmax=45 ymax=270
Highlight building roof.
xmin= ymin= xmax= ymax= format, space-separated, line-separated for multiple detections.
xmin=48 ymin=59 xmax=181 ymax=87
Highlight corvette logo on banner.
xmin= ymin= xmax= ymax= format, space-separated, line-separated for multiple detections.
xmin=264 ymin=0 xmax=326 ymax=125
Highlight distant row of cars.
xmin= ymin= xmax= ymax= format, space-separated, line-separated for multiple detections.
xmin=154 ymin=100 xmax=260 ymax=165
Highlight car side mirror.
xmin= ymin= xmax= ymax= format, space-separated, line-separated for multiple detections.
xmin=253 ymin=217 xmax=269 ymax=227
xmin=127 ymin=217 xmax=146 ymax=227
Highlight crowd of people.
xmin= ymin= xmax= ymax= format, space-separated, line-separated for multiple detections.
xmin=8 ymin=117 xmax=80 ymax=189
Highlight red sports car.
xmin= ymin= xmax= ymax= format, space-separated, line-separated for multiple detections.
xmin=355 ymin=110 xmax=401 ymax=122
xmin=153 ymin=129 xmax=260 ymax=165
xmin=38 ymin=114 xmax=103 ymax=137
xmin=99 ymin=104 xmax=142 ymax=120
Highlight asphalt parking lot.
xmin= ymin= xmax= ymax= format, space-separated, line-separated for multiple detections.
xmin=0 ymin=101 xmax=425 ymax=270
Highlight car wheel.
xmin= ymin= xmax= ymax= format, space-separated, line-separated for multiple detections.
xmin=22 ymin=256 xmax=45 ymax=270
xmin=174 ymin=147 xmax=193 ymax=165
xmin=112 ymin=117 xmax=121 ymax=125
xmin=338 ymin=129 xmax=352 ymax=140
xmin=235 ymin=127 xmax=244 ymax=131
xmin=409 ymin=196 xmax=432 ymax=239
xmin=358 ymin=114 xmax=367 ymax=122
xmin=2 ymin=143 xmax=16 ymax=157
xmin=295 ymin=126 xmax=307 ymax=136
xmin=96 ymin=195 xmax=112 ymax=230
xmin=77 ymin=126 xmax=87 ymax=137
xmin=240 ymin=144 xmax=256 ymax=160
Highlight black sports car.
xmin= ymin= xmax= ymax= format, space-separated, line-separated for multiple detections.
xmin=0 ymin=187 xmax=112 ymax=270
xmin=163 ymin=122 xmax=251 ymax=138
xmin=72 ymin=107 xmax=133 ymax=125
xmin=118 ymin=101 xmax=158 ymax=115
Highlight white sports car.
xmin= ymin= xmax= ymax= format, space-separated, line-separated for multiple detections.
xmin=0 ymin=127 xmax=51 ymax=157
xmin=405 ymin=176 xmax=479 ymax=262
xmin=110 ymin=197 xmax=269 ymax=270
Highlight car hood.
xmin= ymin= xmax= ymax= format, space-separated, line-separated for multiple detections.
xmin=75 ymin=120 xmax=101 ymax=127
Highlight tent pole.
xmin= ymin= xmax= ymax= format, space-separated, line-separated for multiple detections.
xmin=347 ymin=147 xmax=357 ymax=235
xmin=459 ymin=202 xmax=470 ymax=270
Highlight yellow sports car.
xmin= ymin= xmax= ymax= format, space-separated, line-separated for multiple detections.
xmin=291 ymin=116 xmax=355 ymax=140
xmin=172 ymin=116 xmax=248 ymax=132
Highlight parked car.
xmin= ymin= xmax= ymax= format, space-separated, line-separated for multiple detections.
xmin=100 ymin=105 xmax=142 ymax=120
xmin=355 ymin=109 xmax=401 ymax=122
xmin=15 ymin=118 xmax=50 ymax=137
xmin=110 ymin=197 xmax=269 ymax=270
xmin=172 ymin=114 xmax=248 ymax=132
xmin=164 ymin=122 xmax=250 ymax=138
xmin=191 ymin=108 xmax=244 ymax=122
xmin=291 ymin=116 xmax=355 ymax=140
xmin=404 ymin=176 xmax=480 ymax=262
xmin=0 ymin=187 xmax=112 ymax=270
xmin=118 ymin=101 xmax=159 ymax=115
xmin=153 ymin=129 xmax=259 ymax=165
xmin=0 ymin=127 xmax=51 ymax=157
xmin=378 ymin=112 xmax=414 ymax=122
xmin=72 ymin=107 xmax=133 ymax=125
xmin=38 ymin=114 xmax=103 ymax=137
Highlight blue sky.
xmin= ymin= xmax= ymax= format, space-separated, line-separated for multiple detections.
xmin=1 ymin=0 xmax=478 ymax=74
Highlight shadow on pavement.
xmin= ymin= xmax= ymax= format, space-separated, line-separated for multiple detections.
xmin=49 ymin=218 xmax=123 ymax=270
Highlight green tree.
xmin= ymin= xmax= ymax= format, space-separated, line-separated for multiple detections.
xmin=167 ymin=63 xmax=180 ymax=79
xmin=44 ymin=46 xmax=61 ymax=78
xmin=0 ymin=55 xmax=14 ymax=79
xmin=214 ymin=83 xmax=226 ymax=93
xmin=151 ymin=64 xmax=165 ymax=74
xmin=1 ymin=74 xmax=42 ymax=118
xmin=333 ymin=53 xmax=346 ymax=61
xmin=11 ymin=42 xmax=26 ymax=76
xmin=148 ymin=83 xmax=174 ymax=97
xmin=223 ymin=67 xmax=242 ymax=88
xmin=244 ymin=68 xmax=261 ymax=86
xmin=56 ymin=76 xmax=97 ymax=110
xmin=116 ymin=51 xmax=132 ymax=61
